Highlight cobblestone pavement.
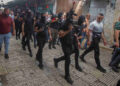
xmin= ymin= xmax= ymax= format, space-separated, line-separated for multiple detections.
xmin=0 ymin=37 xmax=120 ymax=86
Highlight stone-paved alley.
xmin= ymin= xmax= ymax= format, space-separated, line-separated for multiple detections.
xmin=0 ymin=37 xmax=120 ymax=86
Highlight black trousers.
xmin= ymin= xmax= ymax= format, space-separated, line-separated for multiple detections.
xmin=36 ymin=39 xmax=46 ymax=65
xmin=117 ymin=80 xmax=120 ymax=86
xmin=110 ymin=49 xmax=120 ymax=67
xmin=16 ymin=27 xmax=19 ymax=39
xmin=22 ymin=32 xmax=32 ymax=54
xmin=49 ymin=29 xmax=58 ymax=48
xmin=18 ymin=29 xmax=22 ymax=39
xmin=81 ymin=37 xmax=101 ymax=67
xmin=56 ymin=41 xmax=80 ymax=77
xmin=72 ymin=41 xmax=80 ymax=67
xmin=16 ymin=27 xmax=21 ymax=39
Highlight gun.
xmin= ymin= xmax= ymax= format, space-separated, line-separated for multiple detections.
xmin=66 ymin=1 xmax=77 ymax=24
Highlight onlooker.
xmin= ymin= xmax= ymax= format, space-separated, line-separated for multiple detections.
xmin=9 ymin=11 xmax=15 ymax=21
xmin=14 ymin=14 xmax=20 ymax=40
xmin=49 ymin=15 xmax=58 ymax=49
xmin=0 ymin=8 xmax=15 ymax=59
xmin=0 ymin=10 xmax=2 ymax=15
xmin=80 ymin=14 xmax=107 ymax=73
xmin=9 ymin=11 xmax=15 ymax=33
xmin=117 ymin=80 xmax=120 ymax=86
xmin=109 ymin=16 xmax=120 ymax=72
xmin=85 ymin=13 xmax=90 ymax=34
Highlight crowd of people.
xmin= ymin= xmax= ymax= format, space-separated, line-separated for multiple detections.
xmin=0 ymin=7 xmax=120 ymax=85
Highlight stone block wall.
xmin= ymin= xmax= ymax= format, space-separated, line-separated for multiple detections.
xmin=104 ymin=5 xmax=115 ymax=44
xmin=56 ymin=0 xmax=83 ymax=18
xmin=104 ymin=0 xmax=120 ymax=44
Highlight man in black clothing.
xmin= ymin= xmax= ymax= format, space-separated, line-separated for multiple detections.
xmin=18 ymin=15 xmax=24 ymax=39
xmin=53 ymin=15 xmax=83 ymax=84
xmin=109 ymin=21 xmax=120 ymax=72
xmin=109 ymin=48 xmax=120 ymax=72
xmin=49 ymin=16 xmax=59 ymax=49
xmin=56 ymin=12 xmax=65 ymax=45
xmin=117 ymin=80 xmax=120 ymax=86
xmin=80 ymin=14 xmax=107 ymax=73
xmin=14 ymin=15 xmax=20 ymax=40
xmin=21 ymin=10 xmax=33 ymax=57
xmin=54 ymin=21 xmax=74 ymax=84
xmin=35 ymin=13 xmax=52 ymax=69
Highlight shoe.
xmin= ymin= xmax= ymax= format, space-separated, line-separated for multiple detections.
xmin=53 ymin=46 xmax=56 ymax=49
xmin=97 ymin=66 xmax=106 ymax=73
xmin=65 ymin=76 xmax=74 ymax=85
xmin=80 ymin=55 xmax=86 ymax=63
xmin=22 ymin=46 xmax=26 ymax=51
xmin=116 ymin=66 xmax=120 ymax=69
xmin=57 ymin=42 xmax=60 ymax=45
xmin=34 ymin=45 xmax=37 ymax=48
xmin=109 ymin=63 xmax=112 ymax=67
xmin=49 ymin=46 xmax=51 ymax=49
xmin=38 ymin=64 xmax=43 ymax=70
xmin=5 ymin=54 xmax=9 ymax=59
xmin=54 ymin=58 xmax=58 ymax=68
xmin=0 ymin=48 xmax=1 ymax=52
xmin=18 ymin=36 xmax=20 ymax=39
xmin=110 ymin=45 xmax=116 ymax=48
xmin=75 ymin=66 xmax=82 ymax=72
xmin=29 ymin=53 xmax=33 ymax=57
xmin=112 ymin=66 xmax=119 ymax=73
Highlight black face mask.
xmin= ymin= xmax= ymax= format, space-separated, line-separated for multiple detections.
xmin=41 ymin=16 xmax=46 ymax=24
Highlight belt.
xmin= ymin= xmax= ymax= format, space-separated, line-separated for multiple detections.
xmin=93 ymin=32 xmax=102 ymax=38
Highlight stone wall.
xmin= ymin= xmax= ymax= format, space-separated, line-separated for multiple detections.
xmin=104 ymin=0 xmax=120 ymax=44
xmin=82 ymin=0 xmax=91 ymax=15
xmin=104 ymin=5 xmax=115 ymax=44
xmin=89 ymin=0 xmax=109 ymax=21
xmin=56 ymin=0 xmax=120 ymax=44
xmin=56 ymin=0 xmax=73 ymax=13
xmin=56 ymin=0 xmax=83 ymax=18
xmin=114 ymin=0 xmax=120 ymax=22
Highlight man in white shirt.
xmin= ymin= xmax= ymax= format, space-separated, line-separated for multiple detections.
xmin=9 ymin=11 xmax=14 ymax=21
xmin=80 ymin=13 xmax=107 ymax=73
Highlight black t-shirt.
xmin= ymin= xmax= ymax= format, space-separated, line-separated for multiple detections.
xmin=15 ymin=18 xmax=20 ymax=29
xmin=35 ymin=22 xmax=47 ymax=40
xmin=19 ymin=20 xmax=24 ymax=32
xmin=75 ymin=24 xmax=86 ymax=36
xmin=58 ymin=19 xmax=65 ymax=29
xmin=50 ymin=21 xmax=59 ymax=29
xmin=24 ymin=17 xmax=34 ymax=33
xmin=72 ymin=25 xmax=84 ymax=43
xmin=59 ymin=23 xmax=73 ymax=46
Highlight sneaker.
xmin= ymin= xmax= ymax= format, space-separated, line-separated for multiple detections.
xmin=5 ymin=54 xmax=9 ymax=59
xmin=65 ymin=76 xmax=74 ymax=85
xmin=97 ymin=66 xmax=106 ymax=73
xmin=29 ymin=53 xmax=33 ymax=57
xmin=109 ymin=63 xmax=112 ymax=67
xmin=38 ymin=64 xmax=43 ymax=70
xmin=49 ymin=45 xmax=52 ymax=49
xmin=53 ymin=46 xmax=56 ymax=49
xmin=54 ymin=58 xmax=58 ymax=68
xmin=112 ymin=66 xmax=119 ymax=73
xmin=116 ymin=66 xmax=120 ymax=69
xmin=80 ymin=55 xmax=86 ymax=63
xmin=16 ymin=37 xmax=18 ymax=40
xmin=57 ymin=42 xmax=60 ymax=45
xmin=22 ymin=46 xmax=26 ymax=51
xmin=34 ymin=45 xmax=37 ymax=48
xmin=75 ymin=66 xmax=82 ymax=72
